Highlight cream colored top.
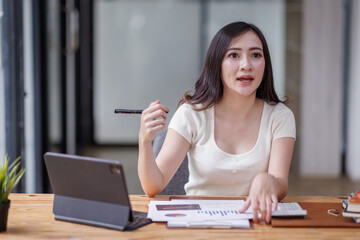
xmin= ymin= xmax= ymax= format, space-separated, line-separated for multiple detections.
xmin=168 ymin=102 xmax=296 ymax=196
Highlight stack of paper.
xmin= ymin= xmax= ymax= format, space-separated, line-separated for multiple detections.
xmin=148 ymin=199 xmax=307 ymax=228
xmin=147 ymin=199 xmax=253 ymax=228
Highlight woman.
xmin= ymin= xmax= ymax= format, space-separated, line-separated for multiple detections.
xmin=138 ymin=22 xmax=295 ymax=224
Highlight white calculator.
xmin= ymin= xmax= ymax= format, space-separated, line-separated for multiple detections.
xmin=272 ymin=202 xmax=307 ymax=217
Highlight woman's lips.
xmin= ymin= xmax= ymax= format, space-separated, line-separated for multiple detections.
xmin=237 ymin=75 xmax=254 ymax=82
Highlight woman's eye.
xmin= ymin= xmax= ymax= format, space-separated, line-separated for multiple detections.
xmin=229 ymin=53 xmax=238 ymax=58
xmin=253 ymin=52 xmax=262 ymax=58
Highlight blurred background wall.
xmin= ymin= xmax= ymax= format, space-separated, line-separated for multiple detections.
xmin=0 ymin=0 xmax=359 ymax=194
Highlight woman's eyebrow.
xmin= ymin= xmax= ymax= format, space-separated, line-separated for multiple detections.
xmin=227 ymin=47 xmax=263 ymax=51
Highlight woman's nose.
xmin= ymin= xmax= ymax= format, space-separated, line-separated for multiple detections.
xmin=240 ymin=57 xmax=253 ymax=71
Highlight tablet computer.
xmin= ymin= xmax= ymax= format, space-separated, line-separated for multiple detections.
xmin=44 ymin=152 xmax=152 ymax=231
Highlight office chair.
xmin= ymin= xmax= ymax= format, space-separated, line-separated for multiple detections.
xmin=152 ymin=130 xmax=189 ymax=195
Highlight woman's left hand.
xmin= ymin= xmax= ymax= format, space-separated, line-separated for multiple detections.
xmin=239 ymin=173 xmax=278 ymax=224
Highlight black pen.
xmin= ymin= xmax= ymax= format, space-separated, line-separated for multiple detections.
xmin=114 ymin=109 xmax=143 ymax=114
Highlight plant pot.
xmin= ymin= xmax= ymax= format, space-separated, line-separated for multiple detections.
xmin=0 ymin=200 xmax=10 ymax=232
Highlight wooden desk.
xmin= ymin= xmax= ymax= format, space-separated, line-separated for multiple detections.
xmin=1 ymin=194 xmax=359 ymax=239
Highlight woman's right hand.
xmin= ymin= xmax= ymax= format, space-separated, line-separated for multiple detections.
xmin=139 ymin=100 xmax=169 ymax=144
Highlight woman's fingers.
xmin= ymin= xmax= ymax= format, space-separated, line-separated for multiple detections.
xmin=245 ymin=194 xmax=277 ymax=224
xmin=265 ymin=197 xmax=273 ymax=223
xmin=144 ymin=109 xmax=168 ymax=122
xmin=145 ymin=100 xmax=169 ymax=115
xmin=259 ymin=195 xmax=267 ymax=222
xmin=149 ymin=100 xmax=160 ymax=107
xmin=143 ymin=101 xmax=169 ymax=121
xmin=145 ymin=118 xmax=167 ymax=129
xmin=245 ymin=173 xmax=280 ymax=224
xmin=251 ymin=200 xmax=259 ymax=223
xmin=271 ymin=195 xmax=278 ymax=212
xmin=139 ymin=100 xmax=169 ymax=143
xmin=241 ymin=197 xmax=262 ymax=223
xmin=239 ymin=198 xmax=250 ymax=213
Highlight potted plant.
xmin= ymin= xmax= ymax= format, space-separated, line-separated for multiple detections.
xmin=0 ymin=155 xmax=25 ymax=232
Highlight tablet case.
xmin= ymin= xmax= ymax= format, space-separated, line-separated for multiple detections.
xmin=44 ymin=152 xmax=135 ymax=231
xmin=272 ymin=202 xmax=360 ymax=228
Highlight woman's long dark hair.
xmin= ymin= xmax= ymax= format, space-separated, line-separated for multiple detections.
xmin=179 ymin=21 xmax=282 ymax=110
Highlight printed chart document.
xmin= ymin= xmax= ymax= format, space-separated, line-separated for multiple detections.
xmin=147 ymin=199 xmax=253 ymax=228
xmin=148 ymin=199 xmax=307 ymax=228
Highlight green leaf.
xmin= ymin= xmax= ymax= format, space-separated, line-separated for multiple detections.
xmin=0 ymin=155 xmax=26 ymax=204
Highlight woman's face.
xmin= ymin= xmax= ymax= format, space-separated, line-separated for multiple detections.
xmin=221 ymin=30 xmax=265 ymax=98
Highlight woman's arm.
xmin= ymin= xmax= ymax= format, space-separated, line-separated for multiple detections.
xmin=138 ymin=100 xmax=190 ymax=197
xmin=240 ymin=137 xmax=295 ymax=223
xmin=267 ymin=137 xmax=295 ymax=200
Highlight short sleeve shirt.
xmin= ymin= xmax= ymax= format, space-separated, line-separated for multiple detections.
xmin=168 ymin=102 xmax=296 ymax=196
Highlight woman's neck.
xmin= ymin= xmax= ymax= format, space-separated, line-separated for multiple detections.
xmin=215 ymin=93 xmax=260 ymax=120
